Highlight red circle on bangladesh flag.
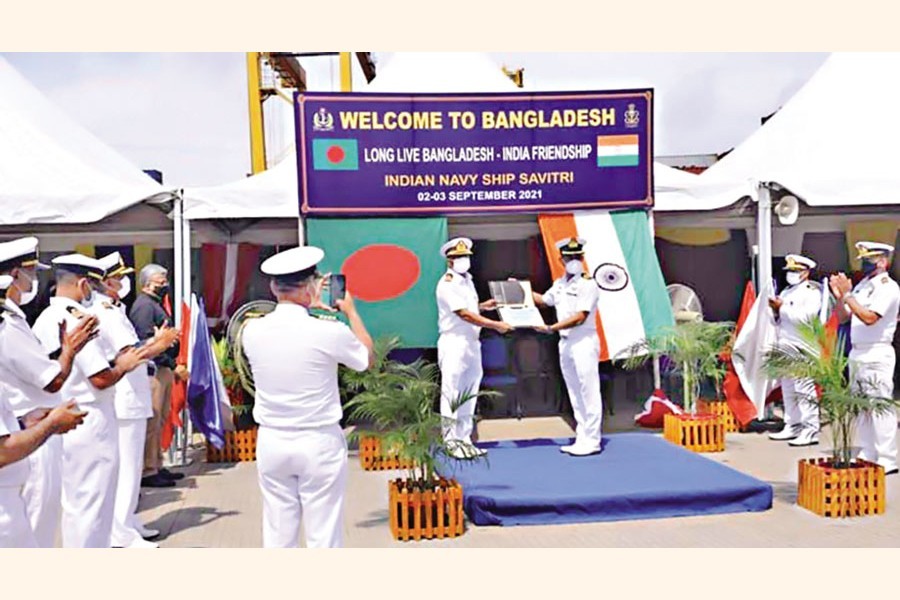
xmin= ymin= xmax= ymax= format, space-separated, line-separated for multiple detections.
xmin=326 ymin=145 xmax=345 ymax=164
xmin=341 ymin=244 xmax=420 ymax=302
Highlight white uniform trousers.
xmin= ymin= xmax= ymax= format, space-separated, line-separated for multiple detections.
xmin=559 ymin=334 xmax=603 ymax=450
xmin=0 ymin=487 xmax=38 ymax=548
xmin=61 ymin=399 xmax=119 ymax=548
xmin=850 ymin=344 xmax=898 ymax=471
xmin=111 ymin=418 xmax=148 ymax=547
xmin=256 ymin=424 xmax=347 ymax=548
xmin=21 ymin=434 xmax=62 ymax=547
xmin=437 ymin=332 xmax=483 ymax=444
xmin=781 ymin=377 xmax=820 ymax=431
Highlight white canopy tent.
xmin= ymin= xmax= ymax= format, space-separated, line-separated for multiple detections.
xmin=0 ymin=56 xmax=173 ymax=224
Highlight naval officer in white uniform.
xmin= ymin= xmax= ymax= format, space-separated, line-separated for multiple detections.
xmin=0 ymin=237 xmax=99 ymax=547
xmin=532 ymin=237 xmax=603 ymax=456
xmin=768 ymin=254 xmax=823 ymax=447
xmin=435 ymin=237 xmax=512 ymax=458
xmin=830 ymin=241 xmax=900 ymax=474
xmin=32 ymin=254 xmax=146 ymax=547
xmin=242 ymin=246 xmax=374 ymax=548
xmin=92 ymin=252 xmax=179 ymax=548
xmin=0 ymin=274 xmax=86 ymax=548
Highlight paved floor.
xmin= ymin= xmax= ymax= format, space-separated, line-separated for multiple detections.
xmin=139 ymin=410 xmax=900 ymax=547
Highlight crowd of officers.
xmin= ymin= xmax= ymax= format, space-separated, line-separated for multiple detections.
xmin=4 ymin=235 xmax=898 ymax=549
xmin=0 ymin=237 xmax=184 ymax=547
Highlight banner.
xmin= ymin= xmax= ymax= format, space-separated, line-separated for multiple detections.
xmin=296 ymin=90 xmax=653 ymax=215
xmin=307 ymin=217 xmax=448 ymax=348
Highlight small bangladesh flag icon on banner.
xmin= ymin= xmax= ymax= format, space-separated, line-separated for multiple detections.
xmin=596 ymin=134 xmax=639 ymax=168
xmin=312 ymin=138 xmax=359 ymax=170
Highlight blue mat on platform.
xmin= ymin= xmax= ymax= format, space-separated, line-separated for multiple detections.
xmin=437 ymin=433 xmax=772 ymax=526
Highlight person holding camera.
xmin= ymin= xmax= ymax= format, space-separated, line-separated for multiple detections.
xmin=242 ymin=246 xmax=373 ymax=548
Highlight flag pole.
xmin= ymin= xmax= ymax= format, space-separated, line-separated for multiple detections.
xmin=756 ymin=182 xmax=773 ymax=298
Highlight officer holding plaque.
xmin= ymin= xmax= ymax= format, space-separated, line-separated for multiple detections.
xmin=532 ymin=237 xmax=603 ymax=456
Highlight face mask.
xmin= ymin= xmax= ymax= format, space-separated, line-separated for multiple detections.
xmin=17 ymin=271 xmax=38 ymax=305
xmin=451 ymin=257 xmax=471 ymax=274
xmin=80 ymin=280 xmax=94 ymax=308
xmin=153 ymin=283 xmax=169 ymax=298
xmin=565 ymin=260 xmax=584 ymax=276
xmin=785 ymin=272 xmax=804 ymax=286
xmin=117 ymin=276 xmax=132 ymax=300
xmin=861 ymin=260 xmax=878 ymax=276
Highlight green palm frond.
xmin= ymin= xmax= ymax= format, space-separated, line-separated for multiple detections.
xmin=761 ymin=317 xmax=900 ymax=466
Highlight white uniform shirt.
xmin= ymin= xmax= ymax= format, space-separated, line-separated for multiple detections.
xmin=0 ymin=300 xmax=62 ymax=416
xmin=242 ymin=303 xmax=369 ymax=429
xmin=32 ymin=297 xmax=116 ymax=405
xmin=0 ymin=388 xmax=29 ymax=488
xmin=849 ymin=272 xmax=900 ymax=347
xmin=88 ymin=293 xmax=153 ymax=420
xmin=542 ymin=274 xmax=599 ymax=340
xmin=776 ymin=280 xmax=823 ymax=347
xmin=436 ymin=270 xmax=481 ymax=339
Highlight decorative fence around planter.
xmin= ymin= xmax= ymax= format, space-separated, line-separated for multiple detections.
xmin=696 ymin=399 xmax=740 ymax=433
xmin=359 ymin=435 xmax=415 ymax=471
xmin=798 ymin=458 xmax=886 ymax=518
xmin=206 ymin=428 xmax=258 ymax=463
xmin=663 ymin=413 xmax=725 ymax=453
xmin=389 ymin=478 xmax=464 ymax=541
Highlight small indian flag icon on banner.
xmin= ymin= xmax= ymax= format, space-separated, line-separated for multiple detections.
xmin=312 ymin=138 xmax=359 ymax=170
xmin=596 ymin=134 xmax=639 ymax=167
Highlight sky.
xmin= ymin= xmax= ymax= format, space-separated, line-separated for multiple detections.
xmin=1 ymin=52 xmax=830 ymax=188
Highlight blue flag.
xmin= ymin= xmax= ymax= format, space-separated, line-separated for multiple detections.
xmin=187 ymin=298 xmax=227 ymax=449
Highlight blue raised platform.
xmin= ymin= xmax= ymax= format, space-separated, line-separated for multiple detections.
xmin=437 ymin=433 xmax=773 ymax=526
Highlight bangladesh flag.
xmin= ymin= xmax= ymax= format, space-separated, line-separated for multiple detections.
xmin=312 ymin=138 xmax=359 ymax=170
xmin=306 ymin=217 xmax=448 ymax=348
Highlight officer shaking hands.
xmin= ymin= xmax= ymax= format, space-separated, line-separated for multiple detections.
xmin=435 ymin=237 xmax=512 ymax=459
xmin=830 ymin=241 xmax=900 ymax=475
xmin=767 ymin=254 xmax=823 ymax=447
xmin=242 ymin=246 xmax=373 ymax=548
xmin=532 ymin=237 xmax=603 ymax=457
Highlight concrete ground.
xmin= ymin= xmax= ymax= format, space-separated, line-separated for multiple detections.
xmin=139 ymin=406 xmax=900 ymax=547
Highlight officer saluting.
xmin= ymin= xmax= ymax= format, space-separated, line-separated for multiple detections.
xmin=242 ymin=246 xmax=374 ymax=548
xmin=435 ymin=237 xmax=511 ymax=458
xmin=768 ymin=254 xmax=823 ymax=446
xmin=0 ymin=237 xmax=98 ymax=547
xmin=830 ymin=241 xmax=900 ymax=474
xmin=31 ymin=254 xmax=146 ymax=547
xmin=0 ymin=274 xmax=86 ymax=547
xmin=532 ymin=237 xmax=603 ymax=456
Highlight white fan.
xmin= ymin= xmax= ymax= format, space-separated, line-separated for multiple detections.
xmin=227 ymin=300 xmax=277 ymax=395
xmin=667 ymin=283 xmax=703 ymax=323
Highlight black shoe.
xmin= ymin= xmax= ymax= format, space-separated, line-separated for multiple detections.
xmin=141 ymin=474 xmax=176 ymax=488
xmin=159 ymin=468 xmax=185 ymax=481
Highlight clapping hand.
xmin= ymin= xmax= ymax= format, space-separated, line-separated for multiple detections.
xmin=60 ymin=315 xmax=99 ymax=355
xmin=829 ymin=273 xmax=852 ymax=299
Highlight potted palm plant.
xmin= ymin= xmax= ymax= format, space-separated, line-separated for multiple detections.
xmin=346 ymin=358 xmax=494 ymax=541
xmin=763 ymin=318 xmax=895 ymax=517
xmin=207 ymin=335 xmax=258 ymax=463
xmin=340 ymin=336 xmax=415 ymax=471
xmin=625 ymin=321 xmax=734 ymax=452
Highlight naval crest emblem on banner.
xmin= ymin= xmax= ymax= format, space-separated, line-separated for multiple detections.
xmin=624 ymin=103 xmax=640 ymax=128
xmin=313 ymin=107 xmax=334 ymax=131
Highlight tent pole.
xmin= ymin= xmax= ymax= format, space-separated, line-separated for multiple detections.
xmin=756 ymin=182 xmax=773 ymax=296
xmin=169 ymin=192 xmax=184 ymax=468
xmin=180 ymin=199 xmax=193 ymax=467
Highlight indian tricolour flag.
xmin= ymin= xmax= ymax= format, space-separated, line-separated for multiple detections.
xmin=538 ymin=210 xmax=674 ymax=361
xmin=596 ymin=134 xmax=640 ymax=167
